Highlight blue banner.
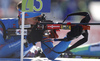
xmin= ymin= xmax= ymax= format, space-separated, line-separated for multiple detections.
xmin=22 ymin=0 xmax=51 ymax=12
xmin=34 ymin=0 xmax=51 ymax=12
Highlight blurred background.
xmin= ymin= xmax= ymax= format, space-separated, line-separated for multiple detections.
xmin=0 ymin=0 xmax=100 ymax=22
xmin=0 ymin=0 xmax=100 ymax=45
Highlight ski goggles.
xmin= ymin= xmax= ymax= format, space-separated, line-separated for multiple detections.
xmin=18 ymin=9 xmax=41 ymax=18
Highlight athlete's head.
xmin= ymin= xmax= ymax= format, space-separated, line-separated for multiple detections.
xmin=17 ymin=1 xmax=41 ymax=25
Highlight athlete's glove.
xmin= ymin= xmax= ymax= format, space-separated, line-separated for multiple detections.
xmin=27 ymin=23 xmax=44 ymax=45
xmin=66 ymin=25 xmax=83 ymax=41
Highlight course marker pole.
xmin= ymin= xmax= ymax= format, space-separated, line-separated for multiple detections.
xmin=21 ymin=12 xmax=25 ymax=61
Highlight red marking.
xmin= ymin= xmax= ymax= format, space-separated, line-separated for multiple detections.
xmin=18 ymin=10 xmax=29 ymax=17
xmin=44 ymin=48 xmax=52 ymax=54
xmin=47 ymin=24 xmax=61 ymax=29
xmin=43 ymin=38 xmax=49 ymax=40
xmin=45 ymin=40 xmax=53 ymax=43
xmin=67 ymin=22 xmax=71 ymax=25
xmin=18 ymin=30 xmax=21 ymax=34
xmin=25 ymin=13 xmax=29 ymax=16
xmin=0 ymin=45 xmax=5 ymax=50
xmin=18 ymin=11 xmax=21 ymax=17
xmin=43 ymin=38 xmax=53 ymax=43
xmin=81 ymin=25 xmax=90 ymax=30
xmin=13 ymin=24 xmax=16 ymax=28
xmin=18 ymin=11 xmax=21 ymax=15
xmin=0 ymin=28 xmax=3 ymax=31
xmin=13 ymin=26 xmax=16 ymax=28
xmin=0 ymin=45 xmax=4 ymax=47
xmin=49 ymin=30 xmax=58 ymax=38
xmin=13 ymin=24 xmax=15 ymax=25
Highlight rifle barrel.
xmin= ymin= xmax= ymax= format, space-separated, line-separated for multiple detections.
xmin=39 ymin=22 xmax=100 ymax=25
xmin=71 ymin=23 xmax=100 ymax=25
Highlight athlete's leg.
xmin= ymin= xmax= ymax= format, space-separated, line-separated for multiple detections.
xmin=41 ymin=37 xmax=71 ymax=60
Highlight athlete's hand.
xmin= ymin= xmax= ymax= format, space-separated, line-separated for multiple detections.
xmin=27 ymin=23 xmax=44 ymax=45
xmin=66 ymin=25 xmax=83 ymax=41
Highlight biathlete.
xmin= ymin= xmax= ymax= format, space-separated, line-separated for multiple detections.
xmin=0 ymin=2 xmax=83 ymax=60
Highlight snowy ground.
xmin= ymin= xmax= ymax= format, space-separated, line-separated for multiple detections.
xmin=0 ymin=58 xmax=100 ymax=61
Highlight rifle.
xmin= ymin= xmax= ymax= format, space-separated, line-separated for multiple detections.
xmin=7 ymin=12 xmax=100 ymax=54
xmin=37 ymin=12 xmax=100 ymax=54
